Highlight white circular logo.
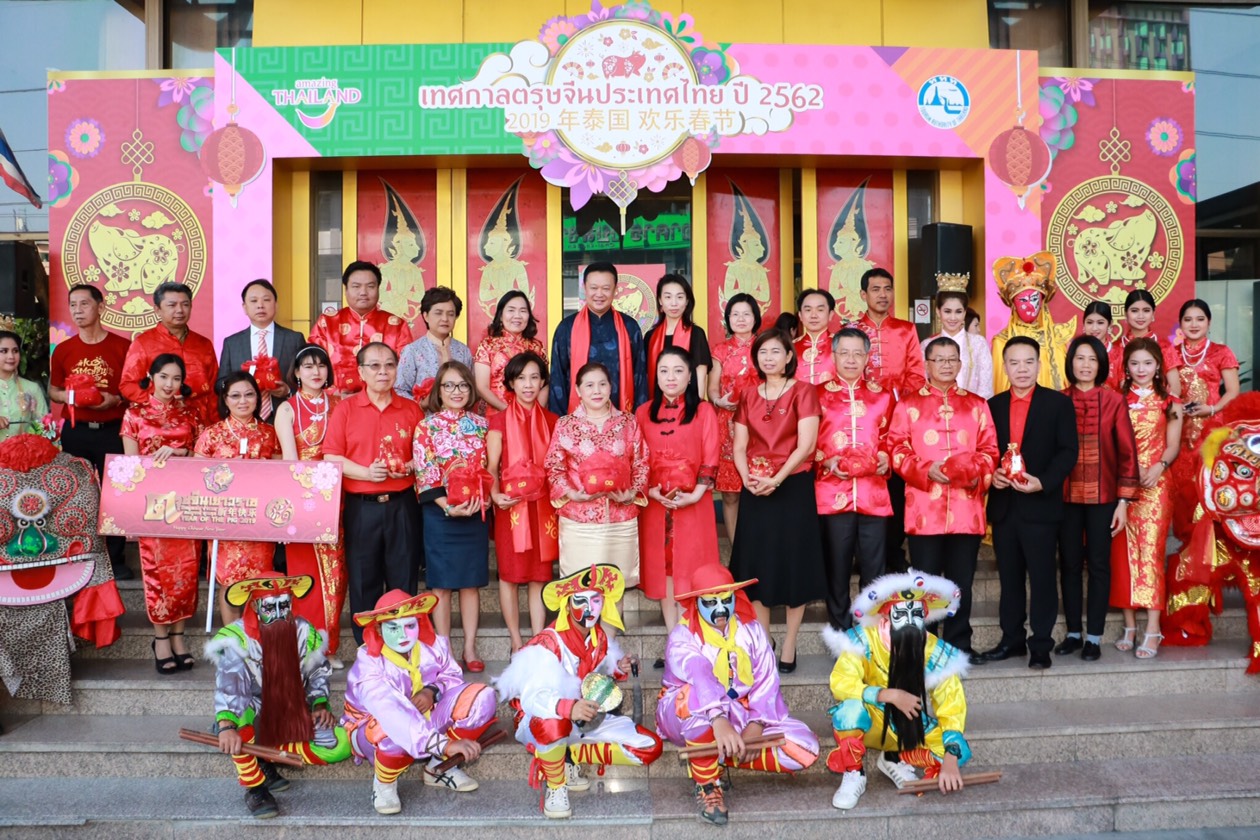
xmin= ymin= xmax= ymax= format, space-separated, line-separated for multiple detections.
xmin=917 ymin=75 xmax=970 ymax=130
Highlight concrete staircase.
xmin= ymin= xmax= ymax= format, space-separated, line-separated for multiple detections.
xmin=2 ymin=542 xmax=1260 ymax=838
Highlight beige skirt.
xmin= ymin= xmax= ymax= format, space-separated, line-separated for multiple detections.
xmin=558 ymin=518 xmax=640 ymax=588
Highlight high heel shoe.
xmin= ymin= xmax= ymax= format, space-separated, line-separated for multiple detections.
xmin=1114 ymin=626 xmax=1136 ymax=652
xmin=152 ymin=636 xmax=178 ymax=675
xmin=1135 ymin=632 xmax=1164 ymax=659
xmin=169 ymin=631 xmax=195 ymax=671
xmin=777 ymin=653 xmax=797 ymax=674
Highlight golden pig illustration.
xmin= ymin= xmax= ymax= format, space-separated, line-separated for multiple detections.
xmin=1073 ymin=208 xmax=1156 ymax=293
xmin=89 ymin=220 xmax=180 ymax=296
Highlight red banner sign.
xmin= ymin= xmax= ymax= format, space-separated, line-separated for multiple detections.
xmin=98 ymin=455 xmax=343 ymax=543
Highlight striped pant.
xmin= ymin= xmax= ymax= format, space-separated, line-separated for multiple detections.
xmin=230 ymin=724 xmax=350 ymax=787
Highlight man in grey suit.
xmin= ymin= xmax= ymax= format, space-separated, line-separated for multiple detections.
xmin=218 ymin=279 xmax=305 ymax=422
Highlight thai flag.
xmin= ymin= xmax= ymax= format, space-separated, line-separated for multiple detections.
xmin=0 ymin=126 xmax=42 ymax=209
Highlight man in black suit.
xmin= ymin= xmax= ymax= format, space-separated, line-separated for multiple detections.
xmin=973 ymin=336 xmax=1078 ymax=670
xmin=217 ymin=279 xmax=304 ymax=422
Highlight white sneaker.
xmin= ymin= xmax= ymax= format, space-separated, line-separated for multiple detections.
xmin=372 ymin=777 xmax=402 ymax=815
xmin=832 ymin=770 xmax=866 ymax=810
xmin=877 ymin=753 xmax=919 ymax=789
xmin=564 ymin=761 xmax=591 ymax=792
xmin=424 ymin=756 xmax=480 ymax=792
xmin=543 ymin=784 xmax=572 ymax=818
xmin=328 ymin=657 xmax=346 ymax=671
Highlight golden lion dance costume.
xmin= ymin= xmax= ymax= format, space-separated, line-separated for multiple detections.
xmin=0 ymin=434 xmax=123 ymax=706
xmin=1164 ymin=392 xmax=1260 ymax=671
xmin=990 ymin=252 xmax=1077 ymax=392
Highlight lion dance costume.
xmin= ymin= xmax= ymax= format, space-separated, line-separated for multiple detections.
xmin=1164 ymin=392 xmax=1260 ymax=670
xmin=495 ymin=564 xmax=662 ymax=819
xmin=656 ymin=563 xmax=819 ymax=825
xmin=342 ymin=589 xmax=497 ymax=814
xmin=825 ymin=569 xmax=971 ymax=810
xmin=990 ymin=251 xmax=1076 ymax=392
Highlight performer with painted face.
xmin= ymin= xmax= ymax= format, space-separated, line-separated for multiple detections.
xmin=824 ymin=570 xmax=971 ymax=811
xmin=205 ymin=573 xmax=350 ymax=819
xmin=495 ymin=564 xmax=663 ymax=819
xmin=656 ymin=563 xmax=819 ymax=825
xmin=989 ymin=252 xmax=1077 ymax=393
xmin=342 ymin=590 xmax=497 ymax=814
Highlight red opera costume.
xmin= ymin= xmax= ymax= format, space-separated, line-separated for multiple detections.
xmin=794 ymin=330 xmax=836 ymax=386
xmin=1110 ymin=388 xmax=1180 ymax=611
xmin=474 ymin=334 xmax=548 ymax=416
xmin=710 ymin=334 xmax=757 ymax=493
xmin=119 ymin=326 xmax=220 ymax=427
xmin=851 ymin=313 xmax=926 ymax=398
xmin=815 ymin=378 xmax=895 ymax=517
xmin=120 ymin=397 xmax=202 ymax=624
xmin=1170 ymin=340 xmax=1239 ymax=449
xmin=195 ymin=419 xmax=281 ymax=587
xmin=635 ymin=400 xmax=721 ymax=601
xmin=308 ymin=307 xmax=411 ymax=395
xmin=489 ymin=401 xmax=558 ymax=585
xmin=283 ymin=393 xmax=347 ymax=656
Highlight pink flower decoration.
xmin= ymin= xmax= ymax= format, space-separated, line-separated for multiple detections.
xmin=1147 ymin=118 xmax=1182 ymax=157
xmin=540 ymin=148 xmax=608 ymax=209
xmin=1053 ymin=77 xmax=1096 ymax=107
xmin=157 ymin=77 xmax=202 ymax=107
xmin=65 ymin=119 xmax=104 ymax=159
xmin=539 ymin=18 xmax=578 ymax=54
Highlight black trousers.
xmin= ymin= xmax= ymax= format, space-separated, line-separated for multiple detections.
xmin=344 ymin=491 xmax=420 ymax=644
xmin=992 ymin=519 xmax=1060 ymax=654
xmin=821 ymin=512 xmax=887 ymax=629
xmin=884 ymin=474 xmax=908 ymax=573
xmin=907 ymin=534 xmax=980 ymax=651
xmin=1059 ymin=501 xmax=1117 ymax=637
xmin=60 ymin=419 xmax=126 ymax=567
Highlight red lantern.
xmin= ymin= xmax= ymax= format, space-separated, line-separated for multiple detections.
xmin=200 ymin=106 xmax=266 ymax=208
xmin=987 ymin=126 xmax=1052 ymax=210
xmin=675 ymin=136 xmax=713 ymax=186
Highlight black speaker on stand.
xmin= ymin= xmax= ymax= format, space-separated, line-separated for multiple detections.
xmin=919 ymin=223 xmax=973 ymax=337
xmin=0 ymin=241 xmax=48 ymax=319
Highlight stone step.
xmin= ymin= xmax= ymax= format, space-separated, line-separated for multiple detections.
xmin=4 ymin=687 xmax=1260 ymax=781
xmin=20 ymin=638 xmax=1257 ymax=719
xmin=2 ymin=750 xmax=1258 ymax=838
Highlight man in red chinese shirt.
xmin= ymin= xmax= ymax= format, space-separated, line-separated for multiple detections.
xmin=49 ymin=284 xmax=133 ymax=580
xmin=309 ymin=261 xmax=411 ymax=397
xmin=850 ymin=268 xmax=927 ymax=575
xmin=118 ymin=281 xmax=219 ymax=427
xmin=794 ymin=288 xmax=837 ymax=386
xmin=815 ymin=328 xmax=895 ymax=629
xmin=323 ymin=341 xmax=422 ymax=643
xmin=886 ymin=336 xmax=997 ymax=654
xmin=973 ymin=337 xmax=1078 ymax=670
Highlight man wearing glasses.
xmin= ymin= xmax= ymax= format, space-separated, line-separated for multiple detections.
xmin=885 ymin=337 xmax=998 ymax=654
xmin=323 ymin=342 xmax=423 ymax=643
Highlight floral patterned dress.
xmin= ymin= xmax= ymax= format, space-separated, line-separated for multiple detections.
xmin=413 ymin=408 xmax=490 ymax=590
xmin=473 ymin=333 xmax=548 ymax=415
xmin=194 ymin=418 xmax=280 ymax=587
xmin=0 ymin=376 xmax=48 ymax=442
xmin=710 ymin=335 xmax=757 ymax=493
xmin=120 ymin=396 xmax=202 ymax=624
xmin=283 ymin=393 xmax=348 ymax=655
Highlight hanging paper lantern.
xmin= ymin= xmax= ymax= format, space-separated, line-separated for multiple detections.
xmin=674 ymin=136 xmax=713 ymax=186
xmin=987 ymin=126 xmax=1052 ymax=210
xmin=199 ymin=106 xmax=266 ymax=208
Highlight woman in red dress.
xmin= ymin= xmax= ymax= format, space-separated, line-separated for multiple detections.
xmin=1170 ymin=299 xmax=1240 ymax=451
xmin=730 ymin=327 xmax=824 ymax=673
xmin=194 ymin=371 xmax=280 ymax=627
xmin=1110 ymin=338 xmax=1182 ymax=659
xmin=474 ymin=290 xmax=548 ymax=415
xmin=1107 ymin=290 xmax=1180 ymax=396
xmin=486 ymin=350 xmax=557 ymax=652
xmin=636 ymin=347 xmax=720 ymax=633
xmin=706 ymin=293 xmax=761 ymax=546
xmin=120 ymin=354 xmax=202 ymax=674
xmin=274 ymin=344 xmax=347 ymax=667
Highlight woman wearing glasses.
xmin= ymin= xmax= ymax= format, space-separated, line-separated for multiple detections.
xmin=413 ymin=361 xmax=490 ymax=671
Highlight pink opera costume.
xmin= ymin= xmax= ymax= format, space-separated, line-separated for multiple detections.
xmin=341 ymin=589 xmax=498 ymax=814
xmin=494 ymin=564 xmax=663 ymax=819
xmin=825 ymin=569 xmax=972 ymax=810
xmin=656 ymin=563 xmax=819 ymax=825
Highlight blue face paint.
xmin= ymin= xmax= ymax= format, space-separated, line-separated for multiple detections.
xmin=698 ymin=592 xmax=735 ymax=627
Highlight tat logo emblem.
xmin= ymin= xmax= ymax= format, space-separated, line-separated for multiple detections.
xmin=271 ymin=78 xmax=363 ymax=130
xmin=917 ymin=75 xmax=971 ymax=130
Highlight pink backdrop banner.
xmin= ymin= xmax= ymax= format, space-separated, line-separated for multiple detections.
xmin=98 ymin=455 xmax=342 ymax=543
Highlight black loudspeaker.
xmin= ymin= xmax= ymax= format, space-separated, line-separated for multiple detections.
xmin=920 ymin=222 xmax=973 ymax=301
xmin=0 ymin=241 xmax=47 ymax=319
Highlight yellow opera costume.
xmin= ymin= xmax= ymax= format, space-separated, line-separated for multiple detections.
xmin=990 ymin=252 xmax=1077 ymax=392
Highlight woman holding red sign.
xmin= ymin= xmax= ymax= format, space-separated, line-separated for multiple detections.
xmin=486 ymin=350 xmax=558 ymax=653
xmin=636 ymin=347 xmax=720 ymax=633
xmin=413 ymin=361 xmax=490 ymax=671
xmin=194 ymin=371 xmax=281 ymax=627
xmin=545 ymin=362 xmax=648 ymax=587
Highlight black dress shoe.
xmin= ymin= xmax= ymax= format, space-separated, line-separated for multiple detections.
xmin=1054 ymin=636 xmax=1084 ymax=655
xmin=1081 ymin=641 xmax=1101 ymax=661
xmin=975 ymin=643 xmax=1027 ymax=663
xmin=1028 ymin=651 xmax=1052 ymax=669
xmin=968 ymin=650 xmax=989 ymax=666
xmin=777 ymin=657 xmax=797 ymax=674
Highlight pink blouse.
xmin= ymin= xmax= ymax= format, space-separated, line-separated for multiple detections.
xmin=545 ymin=407 xmax=648 ymax=524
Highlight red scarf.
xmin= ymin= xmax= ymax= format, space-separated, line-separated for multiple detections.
xmin=647 ymin=321 xmax=692 ymax=384
xmin=503 ymin=398 xmax=558 ymax=558
xmin=569 ymin=306 xmax=633 ymax=413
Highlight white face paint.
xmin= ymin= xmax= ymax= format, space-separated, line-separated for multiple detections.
xmin=569 ymin=590 xmax=604 ymax=629
xmin=381 ymin=617 xmax=420 ymax=654
xmin=889 ymin=600 xmax=926 ymax=632
xmin=254 ymin=593 xmax=292 ymax=625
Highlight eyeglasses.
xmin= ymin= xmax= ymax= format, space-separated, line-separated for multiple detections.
xmin=441 ymin=382 xmax=471 ymax=393
xmin=927 ymin=358 xmax=961 ymax=366
xmin=360 ymin=362 xmax=397 ymax=373
xmin=835 ymin=350 xmax=869 ymax=359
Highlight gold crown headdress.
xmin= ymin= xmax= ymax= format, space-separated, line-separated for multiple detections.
xmin=935 ymin=272 xmax=970 ymax=294
xmin=992 ymin=251 xmax=1058 ymax=306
